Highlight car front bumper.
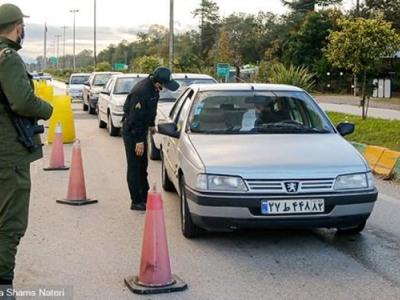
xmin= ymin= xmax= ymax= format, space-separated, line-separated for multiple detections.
xmin=185 ymin=187 xmax=378 ymax=231
xmin=111 ymin=111 xmax=124 ymax=129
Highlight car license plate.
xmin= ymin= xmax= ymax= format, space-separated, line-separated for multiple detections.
xmin=261 ymin=199 xmax=325 ymax=215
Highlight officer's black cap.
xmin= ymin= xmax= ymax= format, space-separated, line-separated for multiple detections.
xmin=152 ymin=67 xmax=179 ymax=91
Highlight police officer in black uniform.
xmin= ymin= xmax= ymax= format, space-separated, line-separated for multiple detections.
xmin=123 ymin=67 xmax=179 ymax=211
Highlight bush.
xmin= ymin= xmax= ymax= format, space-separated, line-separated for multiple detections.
xmin=131 ymin=55 xmax=163 ymax=73
xmin=268 ymin=63 xmax=316 ymax=91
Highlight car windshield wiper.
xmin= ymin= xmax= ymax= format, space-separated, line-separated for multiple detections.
xmin=255 ymin=123 xmax=330 ymax=134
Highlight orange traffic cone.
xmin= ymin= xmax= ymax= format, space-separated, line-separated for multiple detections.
xmin=44 ymin=123 xmax=69 ymax=171
xmin=124 ymin=188 xmax=187 ymax=295
xmin=56 ymin=140 xmax=98 ymax=206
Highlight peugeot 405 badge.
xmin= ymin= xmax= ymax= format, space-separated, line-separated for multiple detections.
xmin=284 ymin=182 xmax=300 ymax=193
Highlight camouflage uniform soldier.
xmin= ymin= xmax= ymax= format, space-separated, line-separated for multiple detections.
xmin=0 ymin=3 xmax=53 ymax=295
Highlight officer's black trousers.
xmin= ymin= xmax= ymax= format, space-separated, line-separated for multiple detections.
xmin=122 ymin=131 xmax=150 ymax=205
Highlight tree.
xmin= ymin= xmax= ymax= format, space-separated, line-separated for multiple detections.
xmin=96 ymin=62 xmax=112 ymax=72
xmin=282 ymin=0 xmax=342 ymax=12
xmin=365 ymin=0 xmax=400 ymax=31
xmin=193 ymin=0 xmax=220 ymax=60
xmin=282 ymin=9 xmax=341 ymax=71
xmin=132 ymin=55 xmax=163 ymax=73
xmin=326 ymin=17 xmax=400 ymax=118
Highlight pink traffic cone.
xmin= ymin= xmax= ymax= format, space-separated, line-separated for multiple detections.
xmin=124 ymin=188 xmax=187 ymax=295
xmin=44 ymin=123 xmax=69 ymax=171
xmin=56 ymin=140 xmax=97 ymax=206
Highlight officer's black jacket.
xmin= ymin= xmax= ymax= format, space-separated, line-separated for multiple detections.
xmin=123 ymin=77 xmax=159 ymax=143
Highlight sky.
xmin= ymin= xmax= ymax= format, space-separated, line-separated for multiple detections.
xmin=1 ymin=0 xmax=354 ymax=61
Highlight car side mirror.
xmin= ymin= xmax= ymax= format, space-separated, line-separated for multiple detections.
xmin=65 ymin=81 xmax=70 ymax=85
xmin=337 ymin=122 xmax=355 ymax=136
xmin=158 ymin=122 xmax=180 ymax=138
xmin=84 ymin=81 xmax=90 ymax=86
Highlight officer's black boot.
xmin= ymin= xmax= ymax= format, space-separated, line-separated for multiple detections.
xmin=0 ymin=279 xmax=15 ymax=300
xmin=131 ymin=202 xmax=146 ymax=211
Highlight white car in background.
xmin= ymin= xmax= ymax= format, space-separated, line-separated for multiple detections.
xmin=97 ymin=74 xmax=147 ymax=136
xmin=83 ymin=71 xmax=121 ymax=114
xmin=66 ymin=73 xmax=91 ymax=100
xmin=149 ymin=73 xmax=217 ymax=160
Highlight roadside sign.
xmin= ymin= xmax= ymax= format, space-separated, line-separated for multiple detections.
xmin=216 ymin=63 xmax=230 ymax=78
xmin=114 ymin=63 xmax=128 ymax=71
xmin=49 ymin=56 xmax=58 ymax=65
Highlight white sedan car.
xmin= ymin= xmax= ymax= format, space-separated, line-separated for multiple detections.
xmin=149 ymin=73 xmax=217 ymax=160
xmin=97 ymin=74 xmax=147 ymax=136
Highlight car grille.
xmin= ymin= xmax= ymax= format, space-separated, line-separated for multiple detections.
xmin=245 ymin=179 xmax=335 ymax=194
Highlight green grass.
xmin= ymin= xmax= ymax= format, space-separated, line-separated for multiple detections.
xmin=327 ymin=112 xmax=400 ymax=151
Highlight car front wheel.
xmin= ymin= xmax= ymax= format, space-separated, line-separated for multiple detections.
xmin=98 ymin=112 xmax=106 ymax=128
xmin=179 ymin=176 xmax=202 ymax=239
xmin=83 ymin=102 xmax=88 ymax=111
xmin=107 ymin=113 xmax=120 ymax=136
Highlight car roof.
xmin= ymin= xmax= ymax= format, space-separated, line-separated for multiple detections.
xmin=172 ymin=73 xmax=215 ymax=80
xmin=71 ymin=73 xmax=91 ymax=77
xmin=112 ymin=73 xmax=147 ymax=79
xmin=91 ymin=72 xmax=121 ymax=75
xmin=189 ymin=83 xmax=305 ymax=92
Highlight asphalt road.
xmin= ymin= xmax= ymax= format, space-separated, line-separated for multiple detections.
xmin=13 ymin=84 xmax=400 ymax=300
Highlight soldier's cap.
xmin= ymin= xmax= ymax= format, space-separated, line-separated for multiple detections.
xmin=0 ymin=4 xmax=29 ymax=26
xmin=152 ymin=67 xmax=179 ymax=91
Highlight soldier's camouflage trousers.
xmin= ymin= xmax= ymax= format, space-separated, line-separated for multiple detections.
xmin=0 ymin=164 xmax=30 ymax=281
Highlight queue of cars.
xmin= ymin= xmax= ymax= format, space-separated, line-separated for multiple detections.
xmin=65 ymin=71 xmax=378 ymax=239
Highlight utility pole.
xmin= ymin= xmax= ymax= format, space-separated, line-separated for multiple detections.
xmin=356 ymin=0 xmax=360 ymax=17
xmin=70 ymin=9 xmax=79 ymax=72
xmin=43 ymin=22 xmax=47 ymax=70
xmin=169 ymin=0 xmax=174 ymax=70
xmin=55 ymin=34 xmax=61 ymax=69
xmin=61 ymin=26 xmax=67 ymax=70
xmin=94 ymin=0 xmax=97 ymax=69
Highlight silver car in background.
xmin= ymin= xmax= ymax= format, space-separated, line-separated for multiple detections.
xmin=157 ymin=84 xmax=378 ymax=238
xmin=149 ymin=73 xmax=217 ymax=160
xmin=66 ymin=73 xmax=91 ymax=100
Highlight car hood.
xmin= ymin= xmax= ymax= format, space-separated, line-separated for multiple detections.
xmin=69 ymin=84 xmax=84 ymax=90
xmin=157 ymin=102 xmax=175 ymax=119
xmin=188 ymin=134 xmax=368 ymax=179
xmin=92 ymin=86 xmax=104 ymax=93
xmin=112 ymin=94 xmax=129 ymax=106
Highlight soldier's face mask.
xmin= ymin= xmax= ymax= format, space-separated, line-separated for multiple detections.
xmin=16 ymin=23 xmax=25 ymax=46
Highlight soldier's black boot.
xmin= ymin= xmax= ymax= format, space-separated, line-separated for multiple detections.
xmin=131 ymin=202 xmax=146 ymax=211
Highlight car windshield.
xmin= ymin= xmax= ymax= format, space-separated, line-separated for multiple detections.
xmin=113 ymin=78 xmax=143 ymax=94
xmin=70 ymin=75 xmax=89 ymax=85
xmin=188 ymin=91 xmax=335 ymax=134
xmin=94 ymin=74 xmax=113 ymax=86
xmin=159 ymin=78 xmax=216 ymax=102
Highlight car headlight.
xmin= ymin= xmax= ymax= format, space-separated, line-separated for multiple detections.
xmin=196 ymin=174 xmax=247 ymax=192
xmin=334 ymin=173 xmax=372 ymax=190
xmin=114 ymin=105 xmax=124 ymax=113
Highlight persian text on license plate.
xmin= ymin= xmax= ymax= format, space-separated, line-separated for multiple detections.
xmin=261 ymin=199 xmax=325 ymax=215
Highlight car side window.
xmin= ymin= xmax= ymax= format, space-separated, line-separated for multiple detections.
xmin=169 ymin=89 xmax=190 ymax=120
xmin=175 ymin=90 xmax=194 ymax=132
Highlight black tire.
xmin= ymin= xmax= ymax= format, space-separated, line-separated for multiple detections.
xmin=179 ymin=176 xmax=202 ymax=239
xmin=161 ymin=154 xmax=175 ymax=192
xmin=148 ymin=132 xmax=161 ymax=160
xmin=98 ymin=113 xmax=106 ymax=128
xmin=107 ymin=113 xmax=120 ymax=136
xmin=89 ymin=104 xmax=96 ymax=115
xmin=83 ymin=102 xmax=88 ymax=111
xmin=337 ymin=221 xmax=366 ymax=235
